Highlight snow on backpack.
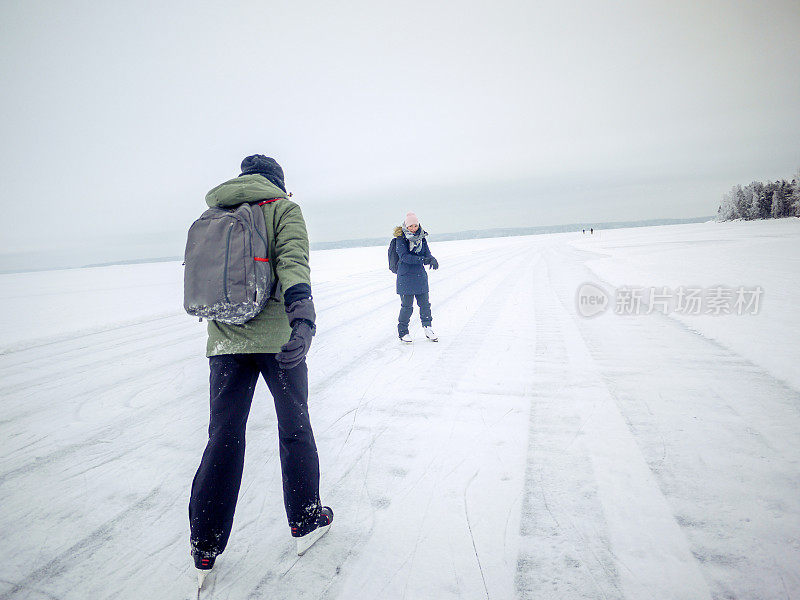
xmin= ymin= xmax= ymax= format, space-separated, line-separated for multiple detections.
xmin=388 ymin=237 xmax=399 ymax=273
xmin=183 ymin=201 xmax=275 ymax=324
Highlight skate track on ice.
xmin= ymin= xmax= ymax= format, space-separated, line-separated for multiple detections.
xmin=1 ymin=222 xmax=799 ymax=599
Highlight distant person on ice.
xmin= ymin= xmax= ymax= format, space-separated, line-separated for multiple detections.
xmin=393 ymin=212 xmax=439 ymax=342
xmin=186 ymin=155 xmax=332 ymax=589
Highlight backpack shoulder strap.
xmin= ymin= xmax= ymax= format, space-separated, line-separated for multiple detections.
xmin=251 ymin=198 xmax=284 ymax=299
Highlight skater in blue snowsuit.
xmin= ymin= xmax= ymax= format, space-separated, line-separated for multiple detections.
xmin=393 ymin=211 xmax=439 ymax=342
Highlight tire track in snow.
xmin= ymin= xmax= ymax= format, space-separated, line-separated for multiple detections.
xmin=0 ymin=355 xmax=207 ymax=484
xmin=516 ymin=253 xmax=624 ymax=600
xmin=0 ymin=329 xmax=201 ymax=400
xmin=324 ymin=248 xmax=536 ymax=600
xmin=0 ymin=486 xmax=162 ymax=600
xmin=0 ymin=349 xmax=205 ymax=482
xmin=517 ymin=246 xmax=714 ymax=600
xmin=544 ymin=242 xmax=800 ymax=599
xmin=0 ymin=312 xmax=186 ymax=359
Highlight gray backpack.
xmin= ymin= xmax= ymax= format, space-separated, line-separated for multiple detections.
xmin=183 ymin=200 xmax=275 ymax=324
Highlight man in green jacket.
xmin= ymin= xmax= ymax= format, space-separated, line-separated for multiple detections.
xmin=189 ymin=155 xmax=332 ymax=587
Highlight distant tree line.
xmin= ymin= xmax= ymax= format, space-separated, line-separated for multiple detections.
xmin=717 ymin=168 xmax=800 ymax=221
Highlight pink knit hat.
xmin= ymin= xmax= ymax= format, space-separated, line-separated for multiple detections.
xmin=404 ymin=212 xmax=420 ymax=227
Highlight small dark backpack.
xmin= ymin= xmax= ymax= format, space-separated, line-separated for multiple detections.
xmin=388 ymin=237 xmax=399 ymax=273
xmin=183 ymin=201 xmax=274 ymax=324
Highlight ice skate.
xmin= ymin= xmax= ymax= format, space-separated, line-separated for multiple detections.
xmin=191 ymin=550 xmax=216 ymax=590
xmin=423 ymin=326 xmax=438 ymax=342
xmin=399 ymin=333 xmax=413 ymax=343
xmin=293 ymin=506 xmax=334 ymax=555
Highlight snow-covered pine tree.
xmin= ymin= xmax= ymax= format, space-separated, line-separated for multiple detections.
xmin=745 ymin=182 xmax=764 ymax=220
xmin=791 ymin=168 xmax=800 ymax=217
xmin=733 ymin=184 xmax=748 ymax=219
xmin=718 ymin=186 xmax=739 ymax=221
xmin=762 ymin=181 xmax=778 ymax=219
xmin=771 ymin=183 xmax=789 ymax=218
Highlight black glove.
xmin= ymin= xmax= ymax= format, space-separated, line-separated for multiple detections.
xmin=426 ymin=256 xmax=439 ymax=270
xmin=276 ymin=298 xmax=316 ymax=370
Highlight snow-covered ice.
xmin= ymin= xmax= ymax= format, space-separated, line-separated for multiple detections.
xmin=1 ymin=219 xmax=798 ymax=599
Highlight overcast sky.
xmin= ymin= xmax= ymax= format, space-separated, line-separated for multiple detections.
xmin=1 ymin=0 xmax=799 ymax=262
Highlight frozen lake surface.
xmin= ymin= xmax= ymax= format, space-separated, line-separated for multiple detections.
xmin=1 ymin=219 xmax=798 ymax=599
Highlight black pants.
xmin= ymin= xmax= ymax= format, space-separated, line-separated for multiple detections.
xmin=398 ymin=292 xmax=432 ymax=335
xmin=189 ymin=354 xmax=321 ymax=556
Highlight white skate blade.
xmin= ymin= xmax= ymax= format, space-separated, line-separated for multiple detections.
xmin=296 ymin=523 xmax=331 ymax=555
xmin=196 ymin=568 xmax=209 ymax=589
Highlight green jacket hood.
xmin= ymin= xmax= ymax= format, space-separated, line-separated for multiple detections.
xmin=205 ymin=174 xmax=288 ymax=208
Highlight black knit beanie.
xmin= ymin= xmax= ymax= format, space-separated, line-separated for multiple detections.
xmin=240 ymin=155 xmax=286 ymax=192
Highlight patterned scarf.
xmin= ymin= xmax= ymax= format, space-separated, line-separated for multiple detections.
xmin=402 ymin=226 xmax=428 ymax=253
